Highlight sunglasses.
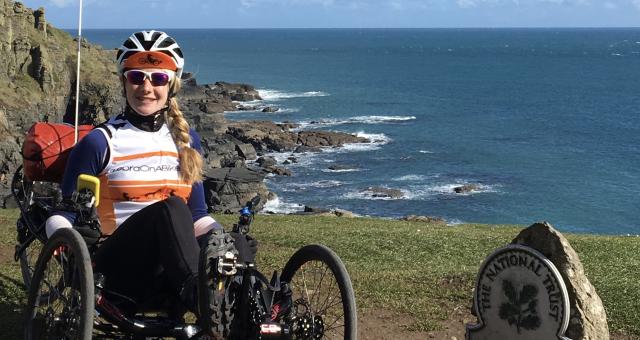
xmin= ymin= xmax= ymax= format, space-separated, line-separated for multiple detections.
xmin=123 ymin=69 xmax=174 ymax=86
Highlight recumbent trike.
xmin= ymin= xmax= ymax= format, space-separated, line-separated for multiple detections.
xmin=13 ymin=161 xmax=357 ymax=339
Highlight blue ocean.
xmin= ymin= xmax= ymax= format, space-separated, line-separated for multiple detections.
xmin=81 ymin=28 xmax=640 ymax=235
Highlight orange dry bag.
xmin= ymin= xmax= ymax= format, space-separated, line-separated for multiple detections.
xmin=22 ymin=122 xmax=93 ymax=182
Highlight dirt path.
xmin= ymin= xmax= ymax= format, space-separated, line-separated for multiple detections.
xmin=358 ymin=306 xmax=638 ymax=340
xmin=358 ymin=306 xmax=473 ymax=340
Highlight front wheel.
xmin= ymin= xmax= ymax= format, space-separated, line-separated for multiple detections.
xmin=281 ymin=244 xmax=357 ymax=340
xmin=24 ymin=228 xmax=94 ymax=340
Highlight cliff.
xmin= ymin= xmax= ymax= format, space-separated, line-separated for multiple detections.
xmin=0 ymin=0 xmax=122 ymax=185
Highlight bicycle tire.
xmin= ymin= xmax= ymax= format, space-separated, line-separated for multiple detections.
xmin=281 ymin=244 xmax=357 ymax=340
xmin=19 ymin=239 xmax=42 ymax=291
xmin=24 ymin=228 xmax=94 ymax=340
xmin=198 ymin=231 xmax=237 ymax=338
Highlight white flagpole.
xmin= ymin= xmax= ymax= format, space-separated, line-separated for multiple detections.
xmin=74 ymin=0 xmax=83 ymax=144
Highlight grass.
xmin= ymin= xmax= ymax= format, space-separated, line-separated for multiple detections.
xmin=1 ymin=210 xmax=639 ymax=339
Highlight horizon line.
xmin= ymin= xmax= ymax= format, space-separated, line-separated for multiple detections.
xmin=61 ymin=26 xmax=640 ymax=30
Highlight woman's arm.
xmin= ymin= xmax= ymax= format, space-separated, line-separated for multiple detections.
xmin=46 ymin=129 xmax=109 ymax=237
xmin=188 ymin=128 xmax=223 ymax=237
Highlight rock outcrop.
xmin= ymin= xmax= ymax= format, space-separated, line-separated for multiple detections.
xmin=511 ymin=222 xmax=610 ymax=340
xmin=362 ymin=186 xmax=404 ymax=199
xmin=227 ymin=120 xmax=368 ymax=153
xmin=399 ymin=215 xmax=446 ymax=224
xmin=203 ymin=167 xmax=269 ymax=213
xmin=0 ymin=0 xmax=121 ymax=188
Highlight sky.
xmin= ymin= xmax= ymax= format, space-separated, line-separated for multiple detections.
xmin=19 ymin=0 xmax=640 ymax=29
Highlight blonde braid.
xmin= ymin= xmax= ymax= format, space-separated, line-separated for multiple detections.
xmin=166 ymin=81 xmax=203 ymax=184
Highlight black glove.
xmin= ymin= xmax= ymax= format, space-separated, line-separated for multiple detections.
xmin=75 ymin=221 xmax=101 ymax=245
xmin=230 ymin=231 xmax=258 ymax=264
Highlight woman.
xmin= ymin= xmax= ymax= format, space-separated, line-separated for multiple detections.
xmin=44 ymin=30 xmax=253 ymax=326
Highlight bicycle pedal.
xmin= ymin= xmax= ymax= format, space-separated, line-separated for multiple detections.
xmin=217 ymin=251 xmax=238 ymax=276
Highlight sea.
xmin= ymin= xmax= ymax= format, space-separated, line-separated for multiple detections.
xmin=79 ymin=28 xmax=640 ymax=235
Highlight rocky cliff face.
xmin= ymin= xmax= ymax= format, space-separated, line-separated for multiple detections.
xmin=0 ymin=0 xmax=122 ymax=184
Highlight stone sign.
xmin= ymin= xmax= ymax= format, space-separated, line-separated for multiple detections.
xmin=466 ymin=244 xmax=571 ymax=340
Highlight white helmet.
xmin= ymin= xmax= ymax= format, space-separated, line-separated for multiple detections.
xmin=116 ymin=30 xmax=185 ymax=79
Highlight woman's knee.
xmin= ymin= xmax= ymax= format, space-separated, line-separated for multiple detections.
xmin=162 ymin=196 xmax=192 ymax=228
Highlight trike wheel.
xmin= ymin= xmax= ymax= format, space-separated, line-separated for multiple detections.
xmin=19 ymin=238 xmax=43 ymax=291
xmin=24 ymin=228 xmax=94 ymax=340
xmin=281 ymin=244 xmax=357 ymax=340
xmin=198 ymin=231 xmax=237 ymax=338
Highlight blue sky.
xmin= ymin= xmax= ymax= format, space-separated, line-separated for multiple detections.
xmin=20 ymin=0 xmax=640 ymax=28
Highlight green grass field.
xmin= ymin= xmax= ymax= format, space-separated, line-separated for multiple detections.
xmin=1 ymin=210 xmax=639 ymax=338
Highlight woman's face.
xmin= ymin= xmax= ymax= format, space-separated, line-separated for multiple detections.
xmin=123 ymin=68 xmax=172 ymax=116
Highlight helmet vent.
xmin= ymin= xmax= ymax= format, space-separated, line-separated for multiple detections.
xmin=123 ymin=40 xmax=137 ymax=49
xmin=158 ymin=38 xmax=174 ymax=49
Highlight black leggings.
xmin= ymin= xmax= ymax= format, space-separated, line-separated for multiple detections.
xmin=93 ymin=196 xmax=199 ymax=305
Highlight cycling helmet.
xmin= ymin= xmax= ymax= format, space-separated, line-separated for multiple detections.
xmin=116 ymin=30 xmax=184 ymax=79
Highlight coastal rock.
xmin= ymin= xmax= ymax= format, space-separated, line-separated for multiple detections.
xmin=191 ymin=112 xmax=227 ymax=134
xmin=264 ymin=166 xmax=292 ymax=176
xmin=237 ymin=105 xmax=257 ymax=111
xmin=261 ymin=106 xmax=279 ymax=113
xmin=215 ymin=81 xmax=262 ymax=101
xmin=297 ymin=206 xmax=356 ymax=218
xmin=203 ymin=167 xmax=268 ymax=213
xmin=511 ymin=222 xmax=610 ymax=340
xmin=328 ymin=164 xmax=358 ymax=171
xmin=227 ymin=120 xmax=299 ymax=152
xmin=304 ymin=206 xmax=331 ymax=214
xmin=297 ymin=130 xmax=368 ymax=148
xmin=453 ymin=184 xmax=480 ymax=194
xmin=294 ymin=145 xmax=322 ymax=153
xmin=363 ymin=186 xmax=404 ymax=199
xmin=235 ymin=143 xmax=257 ymax=160
xmin=332 ymin=209 xmax=356 ymax=218
xmin=201 ymin=102 xmax=226 ymax=114
xmin=256 ymin=156 xmax=277 ymax=168
xmin=399 ymin=215 xmax=446 ymax=224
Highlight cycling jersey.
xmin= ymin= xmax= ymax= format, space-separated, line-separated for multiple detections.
xmin=53 ymin=112 xmax=217 ymax=236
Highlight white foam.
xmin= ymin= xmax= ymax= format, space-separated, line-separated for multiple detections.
xmin=258 ymin=89 xmax=330 ymax=101
xmin=262 ymin=196 xmax=305 ymax=214
xmin=343 ymin=187 xmax=410 ymax=201
xmin=446 ymin=219 xmax=465 ymax=226
xmin=408 ymin=182 xmax=501 ymax=199
xmin=350 ymin=115 xmax=416 ymax=123
xmin=297 ymin=115 xmax=416 ymax=129
xmin=419 ymin=150 xmax=434 ymax=154
xmin=277 ymin=107 xmax=300 ymax=113
xmin=321 ymin=168 xmax=362 ymax=173
xmin=393 ymin=175 xmax=427 ymax=181
xmin=356 ymin=131 xmax=391 ymax=143
xmin=316 ymin=131 xmax=390 ymax=153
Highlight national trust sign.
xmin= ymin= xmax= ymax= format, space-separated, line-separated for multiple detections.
xmin=466 ymin=245 xmax=571 ymax=340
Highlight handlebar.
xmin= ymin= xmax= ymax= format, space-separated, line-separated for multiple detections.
xmin=233 ymin=195 xmax=261 ymax=235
